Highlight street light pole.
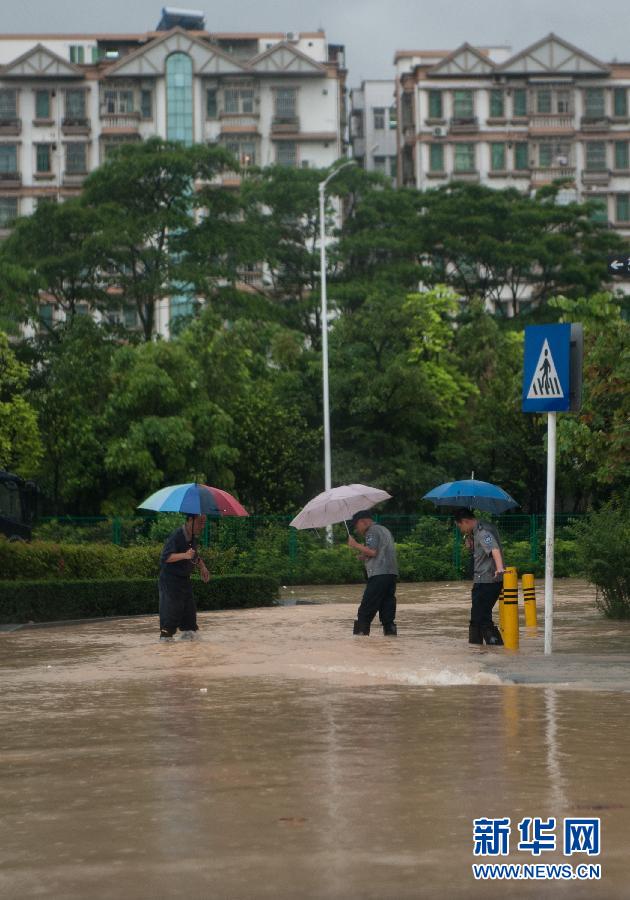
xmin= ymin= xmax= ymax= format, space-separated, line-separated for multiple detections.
xmin=318 ymin=160 xmax=356 ymax=506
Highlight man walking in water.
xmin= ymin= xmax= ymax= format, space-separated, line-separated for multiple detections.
xmin=347 ymin=510 xmax=399 ymax=636
xmin=159 ymin=514 xmax=210 ymax=641
xmin=454 ymin=508 xmax=505 ymax=646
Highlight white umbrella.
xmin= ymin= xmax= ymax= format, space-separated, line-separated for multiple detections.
xmin=290 ymin=483 xmax=392 ymax=531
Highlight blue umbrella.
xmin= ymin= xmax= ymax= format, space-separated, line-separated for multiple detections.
xmin=423 ymin=479 xmax=518 ymax=514
xmin=138 ymin=483 xmax=222 ymax=516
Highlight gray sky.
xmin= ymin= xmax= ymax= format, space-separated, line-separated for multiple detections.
xmin=6 ymin=0 xmax=630 ymax=82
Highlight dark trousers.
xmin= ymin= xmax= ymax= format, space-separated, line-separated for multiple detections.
xmin=357 ymin=574 xmax=397 ymax=629
xmin=159 ymin=576 xmax=198 ymax=635
xmin=470 ymin=582 xmax=502 ymax=627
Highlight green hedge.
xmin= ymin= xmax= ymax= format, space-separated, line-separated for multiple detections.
xmin=0 ymin=575 xmax=279 ymax=624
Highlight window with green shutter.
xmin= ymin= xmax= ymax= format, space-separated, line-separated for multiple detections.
xmin=539 ymin=143 xmax=553 ymax=167
xmin=589 ymin=198 xmax=608 ymax=223
xmin=536 ymin=89 xmax=552 ymax=114
xmin=514 ymin=142 xmax=529 ymax=170
xmin=35 ymin=90 xmax=50 ymax=119
xmin=616 ymin=194 xmax=630 ymax=222
xmin=586 ymin=142 xmax=607 ymax=171
xmin=453 ymin=90 xmax=473 ymax=118
xmin=454 ymin=142 xmax=475 ymax=171
xmin=490 ymin=142 xmax=506 ymax=170
xmin=614 ymin=88 xmax=628 ymax=117
xmin=489 ymin=90 xmax=504 ymax=118
xmin=141 ymin=89 xmax=153 ymax=119
xmin=513 ymin=89 xmax=527 ymax=117
xmin=429 ymin=143 xmax=444 ymax=171
xmin=428 ymin=91 xmax=443 ymax=119
xmin=206 ymin=89 xmax=217 ymax=119
xmin=585 ymin=88 xmax=605 ymax=118
xmin=615 ymin=141 xmax=629 ymax=169
xmin=36 ymin=144 xmax=51 ymax=173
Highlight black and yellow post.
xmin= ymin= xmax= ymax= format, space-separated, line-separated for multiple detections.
xmin=502 ymin=566 xmax=519 ymax=650
xmin=522 ymin=573 xmax=537 ymax=627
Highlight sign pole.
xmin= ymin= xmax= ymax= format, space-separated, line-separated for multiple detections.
xmin=544 ymin=411 xmax=556 ymax=655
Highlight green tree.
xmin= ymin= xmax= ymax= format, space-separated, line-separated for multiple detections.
xmin=0 ymin=332 xmax=42 ymax=477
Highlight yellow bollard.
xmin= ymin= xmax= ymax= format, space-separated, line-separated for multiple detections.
xmin=502 ymin=567 xmax=519 ymax=650
xmin=522 ymin=573 xmax=537 ymax=627
xmin=498 ymin=588 xmax=505 ymax=635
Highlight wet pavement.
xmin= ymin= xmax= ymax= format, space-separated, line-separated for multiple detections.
xmin=1 ymin=579 xmax=630 ymax=899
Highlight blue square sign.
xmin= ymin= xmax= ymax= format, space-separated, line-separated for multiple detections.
xmin=522 ymin=324 xmax=571 ymax=413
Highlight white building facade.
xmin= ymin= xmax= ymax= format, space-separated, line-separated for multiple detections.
xmin=395 ymin=33 xmax=630 ymax=236
xmin=349 ymin=80 xmax=397 ymax=180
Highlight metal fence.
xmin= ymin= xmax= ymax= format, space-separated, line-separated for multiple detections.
xmin=34 ymin=512 xmax=585 ymax=571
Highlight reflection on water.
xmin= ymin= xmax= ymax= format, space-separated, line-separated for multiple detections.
xmin=1 ymin=580 xmax=629 ymax=899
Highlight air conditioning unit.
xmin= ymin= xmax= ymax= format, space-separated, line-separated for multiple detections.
xmin=432 ymin=126 xmax=447 ymax=138
xmin=285 ymin=31 xmax=299 ymax=42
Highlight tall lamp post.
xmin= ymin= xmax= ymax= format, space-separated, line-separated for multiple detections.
xmin=318 ymin=159 xmax=356 ymax=502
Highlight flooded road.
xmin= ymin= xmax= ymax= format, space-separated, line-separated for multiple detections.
xmin=1 ymin=579 xmax=630 ymax=899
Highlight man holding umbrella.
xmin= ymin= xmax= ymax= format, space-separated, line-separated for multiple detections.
xmin=454 ymin=509 xmax=505 ymax=646
xmin=347 ymin=511 xmax=399 ymax=636
xmin=159 ymin=514 xmax=210 ymax=641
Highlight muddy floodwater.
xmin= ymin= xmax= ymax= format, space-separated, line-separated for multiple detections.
xmin=1 ymin=579 xmax=630 ymax=899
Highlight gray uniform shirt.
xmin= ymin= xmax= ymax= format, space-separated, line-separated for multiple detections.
xmin=472 ymin=521 xmax=503 ymax=583
xmin=364 ymin=523 xmax=399 ymax=577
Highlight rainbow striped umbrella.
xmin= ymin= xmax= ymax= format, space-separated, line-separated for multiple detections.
xmin=138 ymin=483 xmax=248 ymax=517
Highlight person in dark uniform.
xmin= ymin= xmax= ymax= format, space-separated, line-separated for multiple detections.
xmin=159 ymin=514 xmax=209 ymax=641
xmin=347 ymin=510 xmax=399 ymax=636
xmin=454 ymin=508 xmax=505 ymax=646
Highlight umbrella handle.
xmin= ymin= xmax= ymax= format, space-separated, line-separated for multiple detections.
xmin=344 ymin=521 xmax=350 ymax=536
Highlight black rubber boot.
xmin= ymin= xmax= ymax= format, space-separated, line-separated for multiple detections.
xmin=353 ymin=620 xmax=370 ymax=635
xmin=468 ymin=623 xmax=484 ymax=644
xmin=382 ymin=622 xmax=398 ymax=636
xmin=482 ymin=624 xmax=504 ymax=646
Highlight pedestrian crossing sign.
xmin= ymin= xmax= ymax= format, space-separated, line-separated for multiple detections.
xmin=522 ymin=324 xmax=571 ymax=412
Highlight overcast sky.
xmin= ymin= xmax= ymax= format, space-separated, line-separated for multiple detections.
xmin=6 ymin=0 xmax=630 ymax=82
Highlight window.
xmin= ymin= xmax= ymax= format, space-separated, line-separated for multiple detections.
xmin=65 ymin=90 xmax=86 ymax=120
xmin=66 ymin=142 xmax=87 ymax=173
xmin=585 ymin=141 xmax=607 ymax=171
xmin=0 ymin=89 xmax=17 ymax=120
xmin=0 ymin=144 xmax=18 ymax=173
xmin=588 ymin=197 xmax=608 ymax=223
xmin=615 ymin=141 xmax=629 ymax=169
xmin=490 ymin=142 xmax=506 ymax=171
xmin=389 ymin=106 xmax=397 ymax=129
xmin=489 ymin=90 xmax=504 ymax=118
xmin=539 ymin=143 xmax=553 ymax=167
xmin=614 ymin=88 xmax=628 ymax=117
xmin=557 ymin=90 xmax=571 ymax=114
xmin=429 ymin=143 xmax=444 ymax=172
xmin=514 ymin=142 xmax=529 ymax=170
xmin=69 ymin=45 xmax=85 ymax=64
xmin=428 ymin=91 xmax=443 ymax=119
xmin=224 ymin=87 xmax=255 ymax=115
xmin=536 ymin=89 xmax=552 ymax=114
xmin=584 ymin=88 xmax=605 ymax=118
xmin=141 ymin=89 xmax=153 ymax=119
xmin=275 ymin=88 xmax=297 ymax=120
xmin=166 ymin=52 xmax=193 ymax=146
xmin=454 ymin=142 xmax=475 ymax=171
xmin=513 ymin=89 xmax=527 ymax=117
xmin=36 ymin=144 xmax=52 ymax=173
xmin=39 ymin=303 xmax=54 ymax=329
xmin=616 ymin=194 xmax=630 ymax=221
xmin=373 ymin=155 xmax=386 ymax=171
xmin=373 ymin=107 xmax=385 ymax=129
xmin=0 ymin=196 xmax=18 ymax=226
xmin=225 ymin=139 xmax=256 ymax=166
xmin=206 ymin=89 xmax=217 ymax=118
xmin=103 ymin=90 xmax=134 ymax=114
xmin=35 ymin=90 xmax=50 ymax=119
xmin=276 ymin=141 xmax=297 ymax=167
xmin=388 ymin=156 xmax=397 ymax=177
xmin=453 ymin=90 xmax=473 ymax=118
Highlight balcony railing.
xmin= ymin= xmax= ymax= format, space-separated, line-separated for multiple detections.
xmin=0 ymin=118 xmax=21 ymax=135
xmin=0 ymin=171 xmax=21 ymax=187
xmin=449 ymin=116 xmax=478 ymax=132
xmin=100 ymin=111 xmax=140 ymax=130
xmin=582 ymin=169 xmax=610 ymax=184
xmin=62 ymin=117 xmax=90 ymax=134
xmin=529 ymin=115 xmax=574 ymax=132
xmin=62 ymin=171 xmax=88 ymax=186
xmin=271 ymin=115 xmax=300 ymax=133
xmin=220 ymin=113 xmax=260 ymax=132
xmin=530 ymin=165 xmax=576 ymax=184
xmin=580 ymin=116 xmax=610 ymax=131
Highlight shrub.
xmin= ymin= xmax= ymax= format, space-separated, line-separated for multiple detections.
xmin=573 ymin=504 xmax=630 ymax=619
xmin=0 ymin=575 xmax=279 ymax=624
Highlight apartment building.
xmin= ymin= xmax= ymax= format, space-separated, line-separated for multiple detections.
xmin=0 ymin=14 xmax=347 ymax=333
xmin=349 ymin=80 xmax=397 ymax=180
xmin=395 ymin=33 xmax=630 ymax=234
